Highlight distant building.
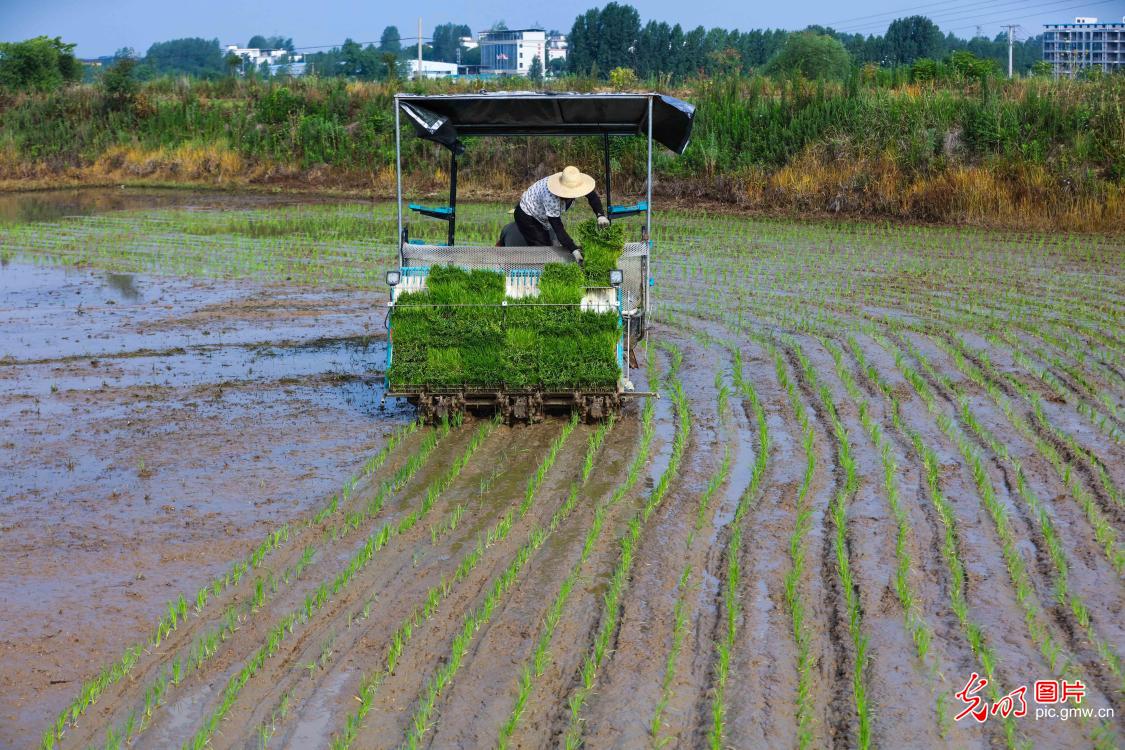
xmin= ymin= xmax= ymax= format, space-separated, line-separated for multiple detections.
xmin=546 ymin=34 xmax=568 ymax=64
xmin=269 ymin=62 xmax=307 ymax=77
xmin=225 ymin=44 xmax=304 ymax=75
xmin=478 ymin=28 xmax=546 ymax=76
xmin=407 ymin=59 xmax=459 ymax=79
xmin=1043 ymin=17 xmax=1125 ymax=77
xmin=459 ymin=36 xmax=478 ymax=51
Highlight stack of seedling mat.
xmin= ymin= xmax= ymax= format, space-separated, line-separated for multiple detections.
xmin=389 ymin=220 xmax=624 ymax=390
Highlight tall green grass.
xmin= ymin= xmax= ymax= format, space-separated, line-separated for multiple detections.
xmin=3 ymin=74 xmax=1122 ymax=228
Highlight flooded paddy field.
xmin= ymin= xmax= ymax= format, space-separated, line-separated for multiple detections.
xmin=1 ymin=189 xmax=1123 ymax=749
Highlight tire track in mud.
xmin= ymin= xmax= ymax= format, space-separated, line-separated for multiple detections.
xmin=216 ymin=422 xmax=566 ymax=750
xmin=55 ymin=420 xmax=435 ymax=750
xmin=578 ymin=334 xmax=731 ymax=749
xmin=335 ymin=419 xmax=596 ymax=749
xmin=425 ymin=416 xmax=643 ymax=750
xmin=126 ymin=420 xmax=496 ymax=750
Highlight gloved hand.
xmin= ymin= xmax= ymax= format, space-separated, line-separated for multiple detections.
xmin=572 ymin=248 xmax=584 ymax=264
xmin=597 ymin=215 xmax=610 ymax=227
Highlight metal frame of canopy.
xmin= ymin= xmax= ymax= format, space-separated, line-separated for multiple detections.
xmin=384 ymin=91 xmax=695 ymax=421
xmin=392 ymin=91 xmax=695 ymax=271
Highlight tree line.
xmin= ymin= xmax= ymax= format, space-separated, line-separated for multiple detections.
xmin=566 ymin=3 xmax=1045 ymax=79
xmin=0 ymin=7 xmax=1070 ymax=92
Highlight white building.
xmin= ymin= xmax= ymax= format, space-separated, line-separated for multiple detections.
xmin=407 ymin=59 xmax=459 ymax=79
xmin=1043 ymin=17 xmax=1125 ymax=76
xmin=478 ymin=28 xmax=547 ymax=76
xmin=225 ymin=44 xmax=303 ymax=68
xmin=459 ymin=36 xmax=478 ymax=50
xmin=547 ymin=34 xmax=567 ymax=63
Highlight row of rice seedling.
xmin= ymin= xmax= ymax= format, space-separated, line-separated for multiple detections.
xmin=881 ymin=328 xmax=1095 ymax=747
xmin=885 ymin=330 xmax=1119 ymax=747
xmin=918 ymin=334 xmax=1124 ymax=691
xmin=844 ymin=334 xmax=1021 ymax=749
xmin=40 ymin=419 xmax=423 ymax=750
xmin=785 ymin=335 xmax=871 ymax=749
xmin=497 ymin=397 xmax=655 ymax=749
xmin=995 ymin=331 xmax=1124 ymax=445
xmin=327 ymin=425 xmax=447 ymax=540
xmin=914 ymin=297 xmax=1125 ymax=411
xmin=560 ymin=345 xmax=691 ymax=750
xmin=981 ymin=336 xmax=1124 ymax=512
xmin=329 ymin=414 xmax=582 ymax=750
xmin=822 ymin=339 xmax=948 ymax=732
xmin=650 ymin=371 xmax=731 ymax=746
xmin=398 ymin=415 xmax=617 ymax=750
xmin=905 ymin=331 xmax=1123 ymax=577
xmin=766 ymin=340 xmax=819 ymax=749
xmin=77 ymin=421 xmax=442 ymax=750
xmin=910 ymin=269 xmax=1124 ymax=395
xmin=180 ymin=418 xmax=496 ymax=750
xmin=705 ymin=346 xmax=771 ymax=749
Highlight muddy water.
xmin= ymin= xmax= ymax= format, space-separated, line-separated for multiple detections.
xmin=0 ymin=249 xmax=404 ymax=746
xmin=6 ymin=187 xmax=1124 ymax=750
xmin=0 ymin=187 xmax=339 ymax=225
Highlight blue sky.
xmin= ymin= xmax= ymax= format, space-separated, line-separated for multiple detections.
xmin=2 ymin=0 xmax=1123 ymax=57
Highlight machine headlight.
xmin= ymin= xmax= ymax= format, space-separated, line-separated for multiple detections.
xmin=609 ymin=269 xmax=624 ymax=287
xmin=386 ymin=270 xmax=402 ymax=287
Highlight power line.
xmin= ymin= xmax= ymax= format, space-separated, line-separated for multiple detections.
xmin=832 ymin=0 xmax=1039 ymax=32
xmin=824 ymin=0 xmax=1003 ymax=29
xmin=834 ymin=0 xmax=1122 ymax=33
xmin=289 ymin=36 xmax=435 ymax=52
xmin=940 ymin=0 xmax=1125 ymax=34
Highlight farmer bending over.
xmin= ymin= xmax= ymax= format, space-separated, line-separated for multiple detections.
xmin=515 ymin=165 xmax=609 ymax=263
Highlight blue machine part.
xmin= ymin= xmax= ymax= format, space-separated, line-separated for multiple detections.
xmin=608 ymin=201 xmax=649 ymax=218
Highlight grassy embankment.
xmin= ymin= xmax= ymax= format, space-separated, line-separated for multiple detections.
xmin=1 ymin=74 xmax=1122 ymax=230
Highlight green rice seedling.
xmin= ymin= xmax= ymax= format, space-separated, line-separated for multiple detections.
xmin=389 ymin=263 xmax=619 ymax=389
xmin=706 ymin=345 xmax=771 ymax=749
xmin=400 ymin=417 xmax=619 ymax=750
xmin=332 ymin=415 xmax=587 ymax=750
xmin=650 ymin=566 xmax=691 ymax=745
xmin=88 ymin=422 xmax=463 ymax=750
xmin=572 ymin=218 xmax=625 ymax=287
xmin=915 ymin=333 xmax=1124 ymax=694
xmin=768 ymin=343 xmax=819 ymax=750
xmin=177 ymin=416 xmax=492 ymax=750
xmin=822 ymin=339 xmax=947 ymax=730
xmin=562 ymin=354 xmax=690 ymax=750
xmin=497 ymin=404 xmax=650 ymax=750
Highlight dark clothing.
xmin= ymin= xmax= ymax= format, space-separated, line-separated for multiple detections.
xmin=514 ymin=205 xmax=553 ymax=246
xmin=512 ymin=192 xmax=604 ymax=252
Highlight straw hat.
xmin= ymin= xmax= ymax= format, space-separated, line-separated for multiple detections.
xmin=547 ymin=166 xmax=596 ymax=199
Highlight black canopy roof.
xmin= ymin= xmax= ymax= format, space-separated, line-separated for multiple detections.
xmin=397 ymin=92 xmax=695 ymax=155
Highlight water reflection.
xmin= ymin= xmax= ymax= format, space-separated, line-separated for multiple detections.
xmin=105 ymin=272 xmax=140 ymax=300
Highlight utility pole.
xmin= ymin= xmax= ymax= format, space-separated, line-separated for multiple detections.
xmin=1008 ymin=24 xmax=1017 ymax=78
xmin=417 ymin=17 xmax=423 ymax=80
